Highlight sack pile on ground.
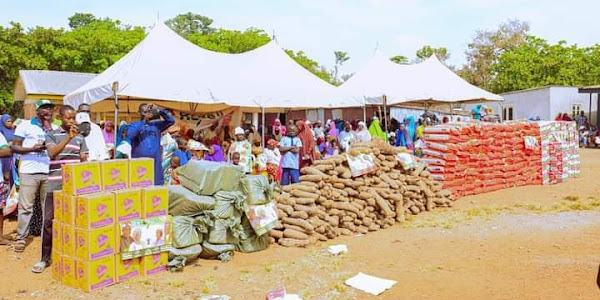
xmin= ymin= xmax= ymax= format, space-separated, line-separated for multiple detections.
xmin=422 ymin=121 xmax=580 ymax=198
xmin=168 ymin=161 xmax=274 ymax=267
xmin=539 ymin=121 xmax=580 ymax=184
xmin=270 ymin=139 xmax=454 ymax=248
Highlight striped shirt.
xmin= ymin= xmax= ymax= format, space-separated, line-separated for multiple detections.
xmin=45 ymin=127 xmax=88 ymax=182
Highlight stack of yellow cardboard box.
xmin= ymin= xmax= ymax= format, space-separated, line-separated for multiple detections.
xmin=52 ymin=158 xmax=170 ymax=292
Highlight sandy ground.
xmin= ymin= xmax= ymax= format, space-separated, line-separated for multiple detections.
xmin=0 ymin=149 xmax=599 ymax=300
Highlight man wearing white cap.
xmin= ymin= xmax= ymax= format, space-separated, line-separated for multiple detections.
xmin=77 ymin=103 xmax=109 ymax=161
xmin=228 ymin=127 xmax=252 ymax=173
xmin=31 ymin=105 xmax=88 ymax=273
xmin=11 ymin=99 xmax=58 ymax=253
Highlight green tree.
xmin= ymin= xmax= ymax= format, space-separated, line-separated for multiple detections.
xmin=285 ymin=49 xmax=334 ymax=84
xmin=415 ymin=45 xmax=450 ymax=62
xmin=333 ymin=51 xmax=350 ymax=82
xmin=166 ymin=12 xmax=215 ymax=36
xmin=187 ymin=28 xmax=270 ymax=53
xmin=68 ymin=13 xmax=97 ymax=29
xmin=390 ymin=55 xmax=409 ymax=64
xmin=460 ymin=19 xmax=530 ymax=90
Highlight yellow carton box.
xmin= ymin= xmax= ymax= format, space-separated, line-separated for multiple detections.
xmin=62 ymin=194 xmax=77 ymax=225
xmin=61 ymin=255 xmax=77 ymax=288
xmin=141 ymin=186 xmax=169 ymax=218
xmin=53 ymin=190 xmax=63 ymax=222
xmin=115 ymin=257 xmax=141 ymax=283
xmin=113 ymin=189 xmax=142 ymax=222
xmin=77 ymin=255 xmax=116 ymax=292
xmin=140 ymin=252 xmax=168 ymax=276
xmin=129 ymin=158 xmax=154 ymax=188
xmin=63 ymin=161 xmax=102 ymax=196
xmin=52 ymin=220 xmax=62 ymax=253
xmin=76 ymin=193 xmax=115 ymax=229
xmin=101 ymin=160 xmax=129 ymax=192
xmin=52 ymin=249 xmax=61 ymax=282
xmin=76 ymin=226 xmax=116 ymax=261
xmin=62 ymin=223 xmax=76 ymax=257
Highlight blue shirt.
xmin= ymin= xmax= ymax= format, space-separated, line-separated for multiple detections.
xmin=173 ymin=149 xmax=189 ymax=166
xmin=127 ymin=109 xmax=175 ymax=185
xmin=280 ymin=136 xmax=302 ymax=169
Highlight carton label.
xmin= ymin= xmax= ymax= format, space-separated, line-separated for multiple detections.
xmin=119 ymin=259 xmax=140 ymax=281
xmin=147 ymin=265 xmax=167 ymax=275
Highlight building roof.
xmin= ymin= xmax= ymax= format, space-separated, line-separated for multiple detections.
xmin=579 ymin=85 xmax=600 ymax=94
xmin=14 ymin=70 xmax=96 ymax=101
xmin=500 ymin=85 xmax=575 ymax=96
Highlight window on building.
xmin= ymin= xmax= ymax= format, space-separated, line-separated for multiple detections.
xmin=502 ymin=106 xmax=513 ymax=121
xmin=332 ymin=109 xmax=343 ymax=120
xmin=572 ymin=103 xmax=582 ymax=117
xmin=242 ymin=112 xmax=253 ymax=125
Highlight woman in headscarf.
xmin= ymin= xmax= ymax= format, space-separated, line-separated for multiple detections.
xmin=338 ymin=121 xmax=356 ymax=152
xmin=368 ymin=117 xmax=386 ymax=141
xmin=396 ymin=123 xmax=413 ymax=149
xmin=264 ymin=139 xmax=281 ymax=182
xmin=272 ymin=118 xmax=287 ymax=137
xmin=335 ymin=119 xmax=344 ymax=135
xmin=204 ymin=137 xmax=226 ymax=162
xmin=161 ymin=129 xmax=178 ymax=182
xmin=0 ymin=114 xmax=15 ymax=186
xmin=355 ymin=121 xmax=371 ymax=143
xmin=326 ymin=120 xmax=339 ymax=140
xmin=102 ymin=120 xmax=116 ymax=145
xmin=115 ymin=122 xmax=132 ymax=158
xmin=404 ymin=116 xmax=416 ymax=142
xmin=296 ymin=120 xmax=315 ymax=168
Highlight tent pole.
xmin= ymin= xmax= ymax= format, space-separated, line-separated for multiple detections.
xmin=111 ymin=82 xmax=119 ymax=144
xmin=382 ymin=95 xmax=388 ymax=137
xmin=589 ymin=93 xmax=592 ymax=124
xmin=363 ymin=97 xmax=367 ymax=122
xmin=261 ymin=106 xmax=265 ymax=148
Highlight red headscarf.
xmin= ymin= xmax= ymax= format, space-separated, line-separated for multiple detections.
xmin=296 ymin=120 xmax=315 ymax=163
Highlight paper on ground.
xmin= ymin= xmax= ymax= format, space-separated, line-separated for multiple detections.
xmin=345 ymin=272 xmax=397 ymax=296
xmin=327 ymin=245 xmax=348 ymax=255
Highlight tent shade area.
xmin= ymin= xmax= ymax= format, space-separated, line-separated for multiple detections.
xmin=337 ymin=54 xmax=503 ymax=107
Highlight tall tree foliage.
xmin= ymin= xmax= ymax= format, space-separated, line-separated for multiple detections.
xmin=285 ymin=50 xmax=334 ymax=84
xmin=390 ymin=55 xmax=409 ymax=64
xmin=415 ymin=45 xmax=450 ymax=62
xmin=165 ymin=12 xmax=215 ymax=36
xmin=333 ymin=51 xmax=350 ymax=83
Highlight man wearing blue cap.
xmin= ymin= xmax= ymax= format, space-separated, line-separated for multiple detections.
xmin=11 ymin=99 xmax=58 ymax=253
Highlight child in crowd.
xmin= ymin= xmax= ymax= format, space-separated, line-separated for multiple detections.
xmin=279 ymin=124 xmax=302 ymax=185
xmin=320 ymin=135 xmax=336 ymax=158
xmin=231 ymin=152 xmax=241 ymax=166
xmin=164 ymin=156 xmax=181 ymax=185
xmin=188 ymin=140 xmax=209 ymax=161
xmin=173 ymin=137 xmax=191 ymax=166
xmin=264 ymin=139 xmax=281 ymax=183
xmin=0 ymin=171 xmax=10 ymax=245
xmin=228 ymin=127 xmax=253 ymax=174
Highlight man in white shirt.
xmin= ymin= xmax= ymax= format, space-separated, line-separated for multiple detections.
xmin=77 ymin=103 xmax=109 ymax=161
xmin=11 ymin=100 xmax=58 ymax=252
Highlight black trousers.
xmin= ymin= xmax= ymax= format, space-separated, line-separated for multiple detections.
xmin=41 ymin=182 xmax=59 ymax=263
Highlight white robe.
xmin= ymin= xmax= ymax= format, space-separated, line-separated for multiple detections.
xmin=85 ymin=123 xmax=109 ymax=161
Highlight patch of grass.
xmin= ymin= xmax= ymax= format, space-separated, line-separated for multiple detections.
xmin=167 ymin=280 xmax=185 ymax=288
xmin=333 ymin=283 xmax=346 ymax=293
xmin=201 ymin=276 xmax=215 ymax=294
xmin=262 ymin=263 xmax=273 ymax=272
xmin=563 ymin=195 xmax=581 ymax=202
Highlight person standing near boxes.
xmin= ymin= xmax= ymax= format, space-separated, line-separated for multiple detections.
xmin=77 ymin=103 xmax=109 ymax=161
xmin=128 ymin=103 xmax=175 ymax=185
xmin=31 ymin=105 xmax=89 ymax=273
xmin=11 ymin=100 xmax=58 ymax=253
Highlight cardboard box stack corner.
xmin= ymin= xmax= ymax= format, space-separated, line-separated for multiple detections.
xmin=53 ymin=158 xmax=170 ymax=292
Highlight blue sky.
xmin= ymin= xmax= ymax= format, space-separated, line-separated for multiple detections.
xmin=2 ymin=0 xmax=599 ymax=75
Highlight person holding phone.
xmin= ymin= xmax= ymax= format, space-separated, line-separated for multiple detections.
xmin=11 ymin=100 xmax=58 ymax=253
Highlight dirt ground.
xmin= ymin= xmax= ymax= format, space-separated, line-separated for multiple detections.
xmin=1 ymin=149 xmax=599 ymax=300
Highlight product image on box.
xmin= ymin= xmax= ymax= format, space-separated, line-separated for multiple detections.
xmin=52 ymin=250 xmax=61 ymax=281
xmin=129 ymin=158 xmax=154 ymax=188
xmin=63 ymin=162 xmax=101 ymax=195
xmin=118 ymin=216 xmax=172 ymax=259
xmin=76 ymin=226 xmax=116 ymax=260
xmin=76 ymin=193 xmax=115 ymax=229
xmin=63 ymin=194 xmax=76 ymax=225
xmin=77 ymin=255 xmax=116 ymax=292
xmin=62 ymin=224 xmax=75 ymax=257
xmin=101 ymin=160 xmax=129 ymax=191
xmin=141 ymin=186 xmax=168 ymax=218
xmin=52 ymin=220 xmax=62 ymax=253
xmin=53 ymin=190 xmax=63 ymax=222
xmin=113 ymin=189 xmax=141 ymax=222
xmin=141 ymin=252 xmax=167 ymax=276
xmin=61 ymin=255 xmax=77 ymax=288
xmin=115 ymin=257 xmax=141 ymax=283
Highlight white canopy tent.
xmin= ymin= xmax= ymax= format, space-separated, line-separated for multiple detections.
xmin=338 ymin=53 xmax=503 ymax=106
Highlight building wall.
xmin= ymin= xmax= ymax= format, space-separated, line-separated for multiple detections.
xmin=500 ymin=88 xmax=551 ymax=120
xmin=549 ymin=87 xmax=598 ymax=125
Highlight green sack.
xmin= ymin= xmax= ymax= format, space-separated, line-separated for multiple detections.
xmin=176 ymin=160 xmax=244 ymax=195
xmin=238 ymin=215 xmax=255 ymax=241
xmin=235 ymin=233 xmax=270 ymax=253
xmin=172 ymin=215 xmax=210 ymax=248
xmin=207 ymin=218 xmax=243 ymax=245
xmin=240 ymin=175 xmax=273 ymax=205
xmin=168 ymin=185 xmax=216 ymax=216
xmin=210 ymin=191 xmax=246 ymax=220
xmin=168 ymin=244 xmax=203 ymax=262
xmin=199 ymin=241 xmax=235 ymax=261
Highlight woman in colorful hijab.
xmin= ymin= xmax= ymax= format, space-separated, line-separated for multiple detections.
xmin=368 ymin=117 xmax=386 ymax=141
xmin=404 ymin=116 xmax=416 ymax=142
xmin=102 ymin=120 xmax=116 ymax=145
xmin=0 ymin=114 xmax=15 ymax=186
xmin=272 ymin=118 xmax=287 ymax=136
xmin=355 ymin=121 xmax=371 ymax=143
xmin=327 ymin=120 xmax=339 ymax=139
xmin=116 ymin=122 xmax=132 ymax=158
xmin=296 ymin=120 xmax=315 ymax=167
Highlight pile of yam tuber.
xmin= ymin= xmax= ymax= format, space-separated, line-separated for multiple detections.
xmin=270 ymin=139 xmax=454 ymax=247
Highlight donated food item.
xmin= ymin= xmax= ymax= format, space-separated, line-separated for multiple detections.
xmin=240 ymin=175 xmax=273 ymax=205
xmin=52 ymin=220 xmax=62 ymax=253
xmin=61 ymin=255 xmax=77 ymax=288
xmin=62 ymin=223 xmax=76 ymax=257
xmin=62 ymin=162 xmax=102 ymax=195
xmin=76 ymin=193 xmax=115 ymax=229
xmin=100 ymin=159 xmax=129 ymax=191
xmin=113 ymin=189 xmax=142 ymax=222
xmin=76 ymin=226 xmax=116 ymax=260
xmin=129 ymin=158 xmax=154 ymax=188
xmin=115 ymin=257 xmax=141 ymax=283
xmin=62 ymin=194 xmax=76 ymax=225
xmin=53 ymin=190 xmax=63 ymax=222
xmin=52 ymin=249 xmax=62 ymax=281
xmin=141 ymin=186 xmax=169 ymax=218
xmin=176 ymin=160 xmax=244 ymax=195
xmin=77 ymin=255 xmax=116 ymax=292
xmin=168 ymin=185 xmax=215 ymax=216
xmin=172 ymin=215 xmax=207 ymax=249
xmin=141 ymin=252 xmax=168 ymax=276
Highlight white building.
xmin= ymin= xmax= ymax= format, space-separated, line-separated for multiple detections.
xmin=466 ymin=86 xmax=599 ymax=126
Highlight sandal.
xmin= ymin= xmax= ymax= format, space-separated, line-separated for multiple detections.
xmin=13 ymin=240 xmax=26 ymax=253
xmin=31 ymin=261 xmax=49 ymax=274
